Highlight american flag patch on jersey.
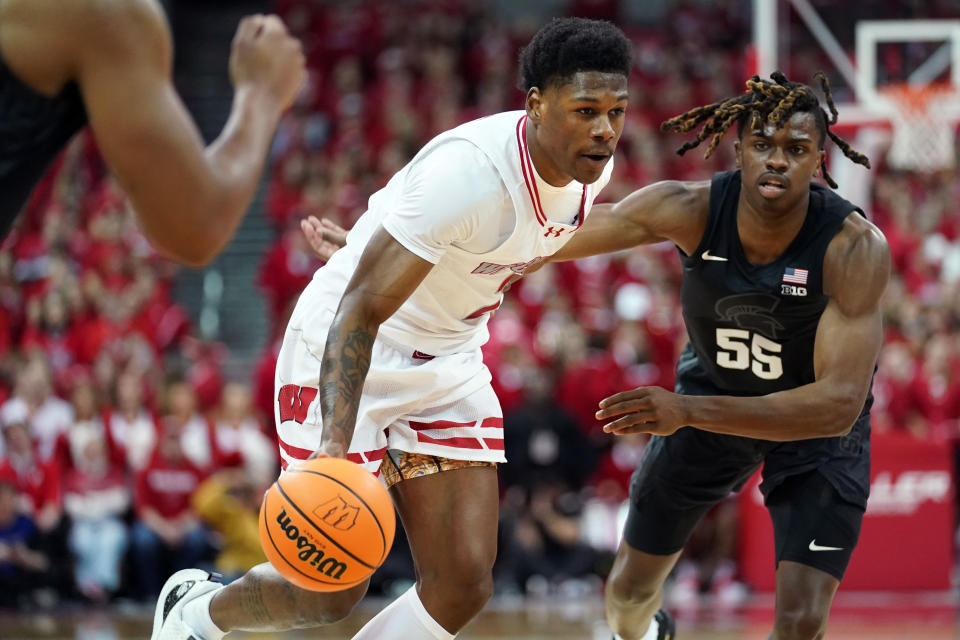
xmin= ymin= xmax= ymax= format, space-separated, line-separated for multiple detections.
xmin=782 ymin=267 xmax=808 ymax=285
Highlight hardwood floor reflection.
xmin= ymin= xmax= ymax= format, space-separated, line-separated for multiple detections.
xmin=0 ymin=593 xmax=956 ymax=639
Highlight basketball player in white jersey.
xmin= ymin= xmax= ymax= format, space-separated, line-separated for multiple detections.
xmin=151 ymin=17 xmax=633 ymax=640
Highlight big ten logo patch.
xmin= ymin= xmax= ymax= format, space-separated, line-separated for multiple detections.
xmin=278 ymin=384 xmax=318 ymax=424
xmin=314 ymin=495 xmax=360 ymax=531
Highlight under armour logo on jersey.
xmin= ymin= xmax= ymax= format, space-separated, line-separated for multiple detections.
xmin=544 ymin=227 xmax=564 ymax=238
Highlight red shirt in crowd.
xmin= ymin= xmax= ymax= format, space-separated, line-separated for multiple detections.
xmin=135 ymin=451 xmax=205 ymax=520
xmin=0 ymin=456 xmax=61 ymax=515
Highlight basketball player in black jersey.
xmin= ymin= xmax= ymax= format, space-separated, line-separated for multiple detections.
xmin=0 ymin=0 xmax=304 ymax=265
xmin=550 ymin=71 xmax=890 ymax=640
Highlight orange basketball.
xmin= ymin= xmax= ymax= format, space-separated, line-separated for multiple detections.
xmin=258 ymin=457 xmax=395 ymax=592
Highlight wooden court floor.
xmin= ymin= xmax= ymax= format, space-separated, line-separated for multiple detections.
xmin=1 ymin=592 xmax=957 ymax=640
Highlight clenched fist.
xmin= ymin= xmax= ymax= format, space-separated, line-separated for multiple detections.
xmin=230 ymin=14 xmax=306 ymax=112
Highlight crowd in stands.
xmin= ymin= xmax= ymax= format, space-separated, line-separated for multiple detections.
xmin=0 ymin=0 xmax=957 ymax=612
xmin=0 ymin=135 xmax=277 ymax=607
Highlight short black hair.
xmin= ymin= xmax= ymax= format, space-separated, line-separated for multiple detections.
xmin=660 ymin=71 xmax=871 ymax=188
xmin=517 ymin=17 xmax=632 ymax=92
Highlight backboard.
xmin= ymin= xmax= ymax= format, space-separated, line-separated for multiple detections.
xmin=750 ymin=0 xmax=960 ymax=211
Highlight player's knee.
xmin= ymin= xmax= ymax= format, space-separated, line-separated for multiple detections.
xmin=421 ymin=555 xmax=494 ymax=609
xmin=773 ymin=604 xmax=827 ymax=640
xmin=454 ymin=571 xmax=495 ymax=611
xmin=446 ymin=566 xmax=495 ymax=607
xmin=606 ymin=569 xmax=660 ymax=607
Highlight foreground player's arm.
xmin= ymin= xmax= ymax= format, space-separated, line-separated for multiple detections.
xmin=74 ymin=1 xmax=304 ymax=266
xmin=314 ymin=229 xmax=434 ymax=458
xmin=550 ymin=180 xmax=709 ymax=260
xmin=598 ymin=215 xmax=890 ymax=440
xmin=312 ymin=140 xmax=500 ymax=457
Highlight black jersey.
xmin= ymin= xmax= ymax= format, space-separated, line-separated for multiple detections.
xmin=0 ymin=50 xmax=87 ymax=240
xmin=673 ymin=171 xmax=874 ymax=505
xmin=677 ymin=170 xmax=868 ymax=402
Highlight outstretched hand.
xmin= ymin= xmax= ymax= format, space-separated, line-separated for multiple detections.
xmin=596 ymin=386 xmax=689 ymax=436
xmin=301 ymin=216 xmax=348 ymax=261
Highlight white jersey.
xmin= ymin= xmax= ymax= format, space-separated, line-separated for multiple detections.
xmin=290 ymin=110 xmax=613 ymax=355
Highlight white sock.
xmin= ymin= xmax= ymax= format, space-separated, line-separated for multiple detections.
xmin=182 ymin=589 xmax=227 ymax=640
xmin=640 ymin=615 xmax=660 ymax=640
xmin=352 ymin=585 xmax=455 ymax=640
xmin=613 ymin=615 xmax=659 ymax=640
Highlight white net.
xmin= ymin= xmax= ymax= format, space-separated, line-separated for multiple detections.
xmin=882 ymin=84 xmax=958 ymax=172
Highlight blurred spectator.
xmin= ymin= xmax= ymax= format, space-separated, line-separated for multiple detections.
xmin=191 ymin=468 xmax=267 ymax=580
xmin=251 ymin=333 xmax=283 ymax=428
xmin=0 ymin=472 xmax=51 ymax=609
xmin=131 ymin=429 xmax=209 ymax=599
xmin=181 ymin=337 xmax=226 ymax=414
xmin=0 ymin=413 xmax=62 ymax=534
xmin=1 ymin=357 xmax=72 ymax=461
xmin=163 ymin=381 xmax=217 ymax=472
xmin=501 ymin=370 xmax=596 ymax=491
xmin=55 ymin=377 xmax=115 ymax=468
xmin=908 ymin=334 xmax=960 ymax=442
xmin=499 ymin=482 xmax=598 ymax=597
xmin=106 ymin=372 xmax=159 ymax=472
xmin=62 ymin=421 xmax=129 ymax=602
xmin=0 ymin=411 xmax=72 ymax=600
xmin=666 ymin=501 xmax=747 ymax=613
xmin=212 ymin=383 xmax=278 ymax=488
xmin=871 ymin=341 xmax=917 ymax=434
xmin=20 ymin=289 xmax=78 ymax=376
xmin=589 ymin=432 xmax=649 ymax=499
xmin=257 ymin=219 xmax=321 ymax=333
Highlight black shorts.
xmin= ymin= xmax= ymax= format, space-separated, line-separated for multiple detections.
xmin=623 ymin=426 xmax=867 ymax=581
xmin=766 ymin=471 xmax=864 ymax=580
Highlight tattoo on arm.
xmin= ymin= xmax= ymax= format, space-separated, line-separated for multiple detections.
xmin=241 ymin=579 xmax=272 ymax=626
xmin=319 ymin=323 xmax=375 ymax=454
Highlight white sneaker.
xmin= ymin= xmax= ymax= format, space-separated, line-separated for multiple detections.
xmin=151 ymin=569 xmax=223 ymax=640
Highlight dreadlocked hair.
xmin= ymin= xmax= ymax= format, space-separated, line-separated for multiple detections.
xmin=660 ymin=71 xmax=871 ymax=188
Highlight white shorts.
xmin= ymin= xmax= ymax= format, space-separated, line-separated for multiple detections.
xmin=274 ymin=325 xmax=505 ymax=474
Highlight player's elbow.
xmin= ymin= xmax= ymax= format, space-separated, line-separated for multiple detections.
xmin=176 ymin=248 xmax=217 ymax=269
xmin=820 ymin=388 xmax=864 ymax=437
xmin=338 ymin=289 xmax=392 ymax=328
xmin=824 ymin=415 xmax=856 ymax=438
xmin=168 ymin=242 xmax=216 ymax=268
xmin=131 ymin=195 xmax=237 ymax=267
xmin=154 ymin=229 xmax=222 ymax=268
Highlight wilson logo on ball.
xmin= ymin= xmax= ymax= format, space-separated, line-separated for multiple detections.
xmin=314 ymin=495 xmax=360 ymax=531
xmin=259 ymin=458 xmax=396 ymax=592
xmin=275 ymin=508 xmax=349 ymax=579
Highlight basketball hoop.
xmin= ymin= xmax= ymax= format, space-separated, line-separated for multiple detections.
xmin=879 ymin=82 xmax=958 ymax=172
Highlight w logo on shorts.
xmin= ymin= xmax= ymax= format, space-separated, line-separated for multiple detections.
xmin=277 ymin=384 xmax=318 ymax=424
xmin=314 ymin=495 xmax=360 ymax=530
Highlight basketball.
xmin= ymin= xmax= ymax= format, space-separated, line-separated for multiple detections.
xmin=258 ymin=457 xmax=396 ymax=592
